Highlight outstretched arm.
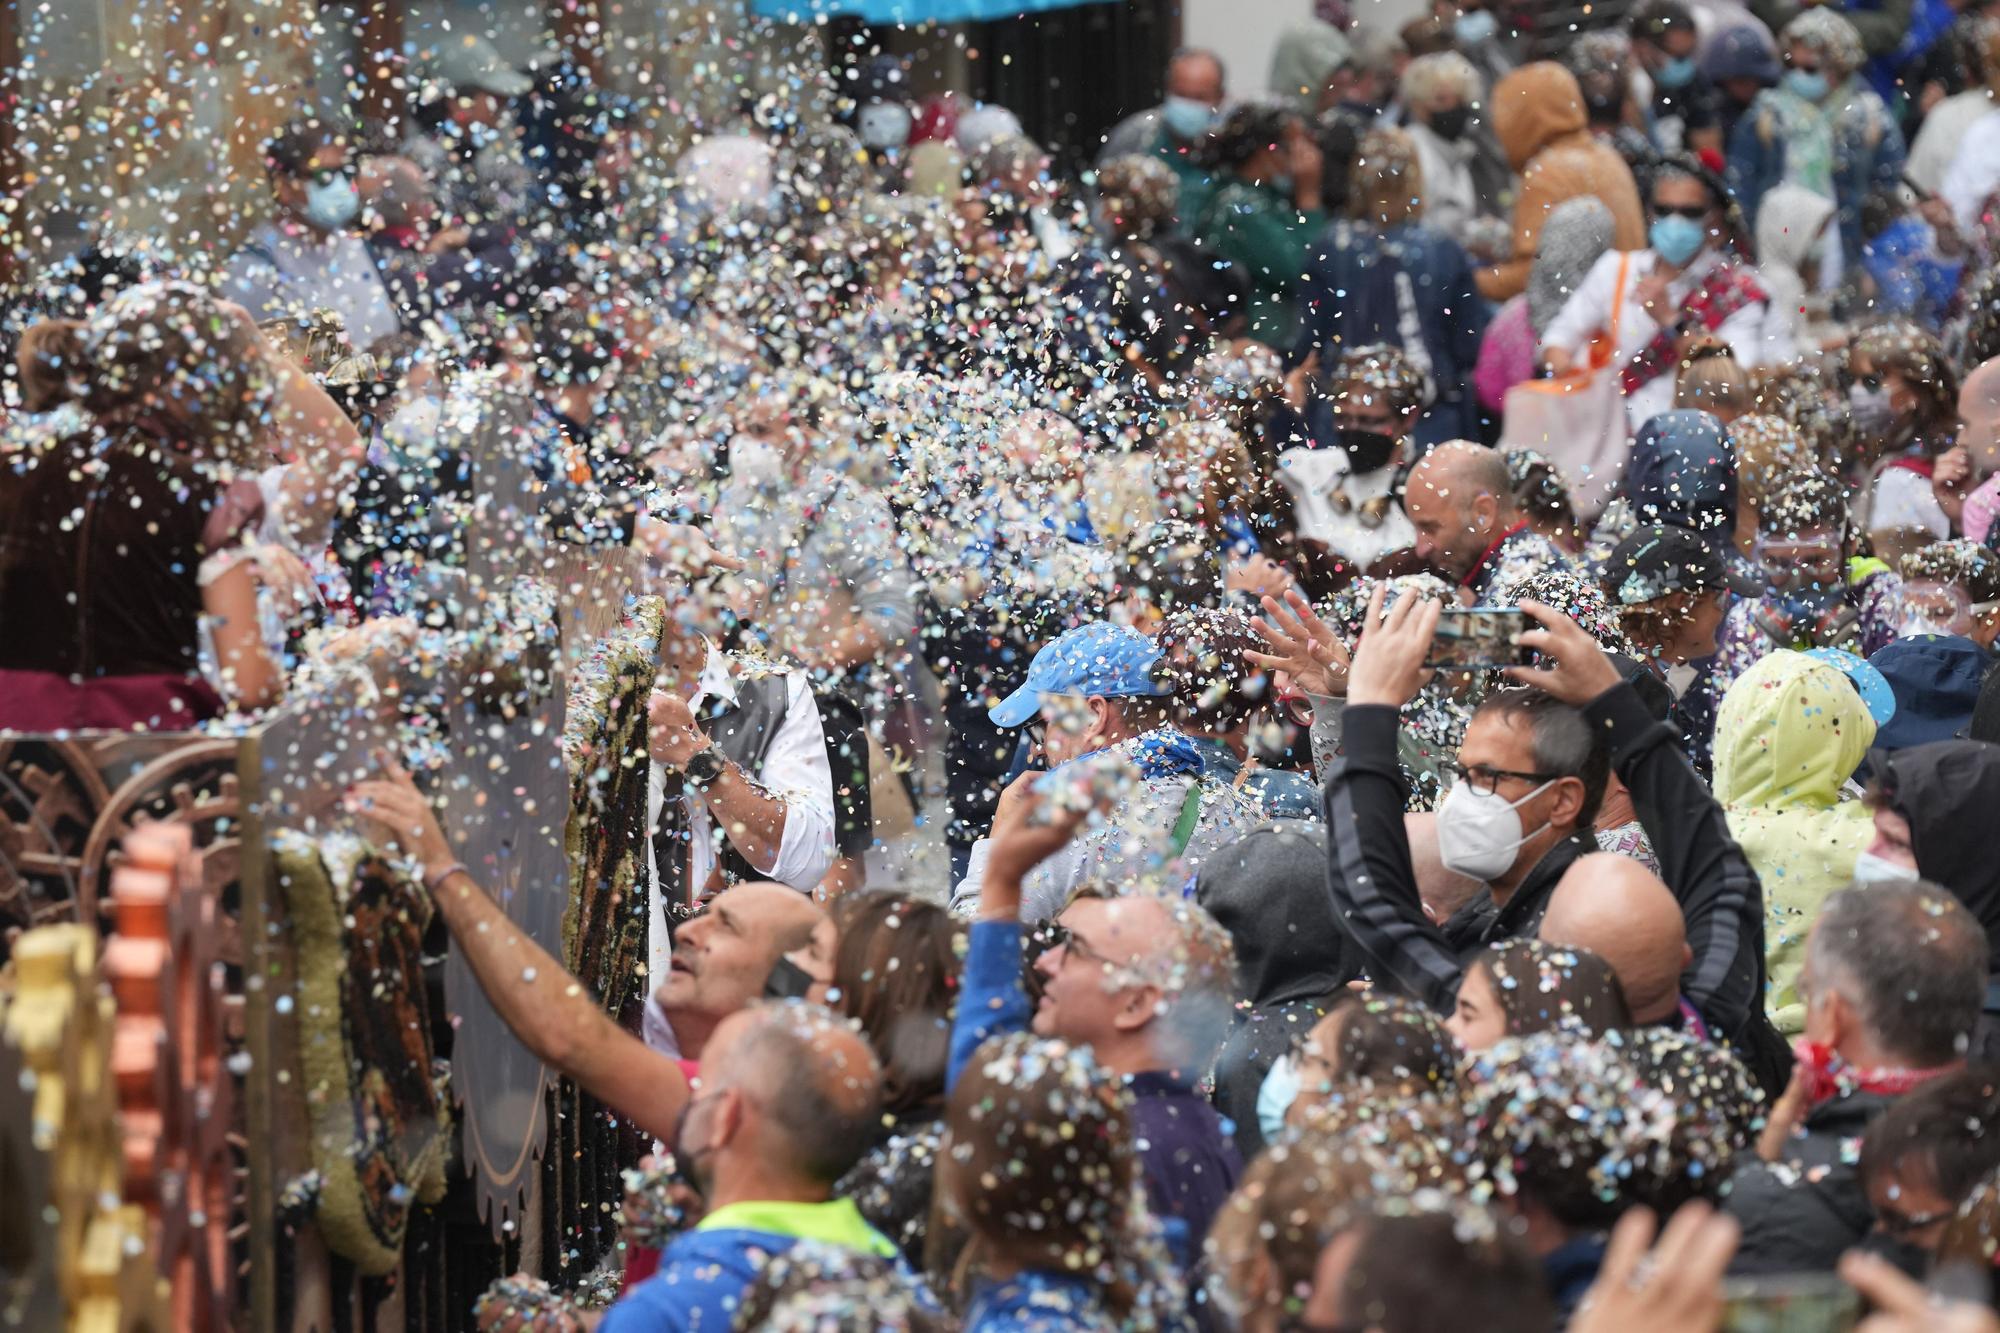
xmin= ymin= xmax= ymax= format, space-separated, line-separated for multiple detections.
xmin=348 ymin=761 xmax=691 ymax=1145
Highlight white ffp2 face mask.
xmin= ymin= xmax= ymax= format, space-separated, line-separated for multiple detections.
xmin=1435 ymin=777 xmax=1555 ymax=882
xmin=1851 ymin=850 xmax=1921 ymax=888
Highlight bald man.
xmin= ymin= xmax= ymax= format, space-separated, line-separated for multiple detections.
xmin=1402 ymin=441 xmax=1573 ymax=599
xmin=601 ymin=1002 xmax=935 ymax=1331
xmin=959 ymin=794 xmax=1243 ymax=1276
xmin=1955 ymin=358 xmax=2000 ymax=546
xmin=1540 ymin=853 xmax=1694 ymax=1027
xmin=347 ymin=756 xmax=824 ymax=1147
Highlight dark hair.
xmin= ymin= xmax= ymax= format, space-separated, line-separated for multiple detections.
xmin=1809 ymin=882 xmax=1986 ymax=1068
xmin=1118 ymin=519 xmax=1223 ymax=617
xmin=1507 ymin=451 xmax=1580 ymax=540
xmin=1860 ymin=1068 xmax=2000 ymax=1212
xmin=827 ymin=893 xmax=962 ymax=1121
xmin=16 ymin=319 xmax=85 ymax=414
xmin=1758 ymin=469 xmax=1850 ymax=540
xmin=1467 ymin=1029 xmax=1757 ymax=1231
xmin=1631 ymin=0 xmax=1698 ymax=40
xmin=942 ymin=1034 xmax=1140 ymax=1320
xmin=1197 ymin=101 xmax=1299 ymax=174
xmin=1470 ymin=689 xmax=1612 ymax=827
xmin=1154 ymin=607 xmax=1270 ymax=733
xmin=1334 ymin=1210 xmax=1554 ymax=1333
xmin=1323 ymin=994 xmax=1460 ymax=1101
xmin=264 ymin=117 xmax=346 ymax=178
xmin=1469 ymin=939 xmax=1633 ymax=1039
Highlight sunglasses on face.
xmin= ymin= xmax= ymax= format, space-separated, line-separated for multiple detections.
xmin=308 ymin=167 xmax=354 ymax=187
xmin=1652 ymin=203 xmax=1710 ymax=221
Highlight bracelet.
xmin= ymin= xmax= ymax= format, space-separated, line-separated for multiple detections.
xmin=423 ymin=861 xmax=470 ymax=895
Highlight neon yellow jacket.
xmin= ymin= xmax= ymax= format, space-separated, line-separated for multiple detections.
xmin=1713 ymin=650 xmax=1877 ymax=1035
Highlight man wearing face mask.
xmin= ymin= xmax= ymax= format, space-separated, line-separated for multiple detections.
xmin=1864 ymin=741 xmax=2000 ymax=1061
xmin=1098 ymin=48 xmax=1228 ymax=229
xmin=1280 ymin=345 xmax=1426 ymax=573
xmin=220 ymin=119 xmax=402 ymax=354
xmin=1541 ymin=156 xmax=1779 ymax=429
xmin=1321 ymin=587 xmax=1787 ymax=1092
xmin=949 ymin=621 xmax=1265 ymax=920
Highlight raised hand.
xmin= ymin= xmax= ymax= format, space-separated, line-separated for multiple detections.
xmin=1248 ymin=587 xmax=1351 ymax=699
xmin=1345 ymin=584 xmax=1441 ymax=708
xmin=1505 ymin=599 xmax=1622 ymax=705
xmin=1570 ymin=1203 xmax=1740 ymax=1333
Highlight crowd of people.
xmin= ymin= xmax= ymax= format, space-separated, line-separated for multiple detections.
xmin=17 ymin=1 xmax=2000 ymax=1329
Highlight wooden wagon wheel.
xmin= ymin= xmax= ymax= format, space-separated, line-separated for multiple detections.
xmin=0 ymin=739 xmax=117 ymax=944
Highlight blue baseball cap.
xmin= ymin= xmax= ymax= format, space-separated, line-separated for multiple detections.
xmin=988 ymin=622 xmax=1169 ymax=728
xmin=1804 ymin=647 xmax=1897 ymax=729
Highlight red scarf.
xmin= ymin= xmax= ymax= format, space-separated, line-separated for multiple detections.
xmin=1793 ymin=1040 xmax=1957 ymax=1110
xmin=1621 ymin=257 xmax=1768 ymax=394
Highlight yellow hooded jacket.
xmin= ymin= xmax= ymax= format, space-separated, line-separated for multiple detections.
xmin=1712 ymin=650 xmax=1877 ymax=1035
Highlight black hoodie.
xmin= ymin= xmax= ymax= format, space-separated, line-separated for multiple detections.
xmin=1879 ymin=742 xmax=2000 ymax=1043
xmin=1196 ymin=820 xmax=1358 ymax=1160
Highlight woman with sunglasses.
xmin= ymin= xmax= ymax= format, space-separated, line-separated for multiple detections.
xmin=1541 ymin=154 xmax=1780 ymax=430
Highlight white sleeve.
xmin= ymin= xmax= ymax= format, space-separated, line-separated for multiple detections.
xmin=750 ymin=671 xmax=837 ymax=889
xmin=1869 ymin=468 xmax=1951 ymax=537
xmin=1537 ymin=250 xmax=1620 ymax=358
xmin=1943 ymin=116 xmax=2000 ymax=235
xmin=951 ymin=834 xmax=1082 ymax=923
xmin=951 ymin=839 xmax=992 ymax=916
xmin=1716 ymin=298 xmax=1775 ymax=369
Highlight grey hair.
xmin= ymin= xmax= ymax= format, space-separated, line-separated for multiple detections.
xmin=1401 ymin=51 xmax=1482 ymax=108
xmin=1808 ymin=883 xmax=1985 ymax=1068
xmin=1170 ymin=46 xmax=1228 ymax=86
xmin=730 ymin=1002 xmax=885 ymax=1185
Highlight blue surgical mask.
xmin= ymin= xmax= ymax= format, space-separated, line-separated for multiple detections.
xmin=1785 ymin=69 xmax=1830 ymax=102
xmin=1161 ymin=95 xmax=1216 ymax=141
xmin=858 ymin=100 xmax=913 ymax=151
xmin=1649 ymin=213 xmax=1708 ymax=265
xmin=304 ymin=174 xmax=360 ymax=231
xmin=1256 ymin=1054 xmax=1301 ymax=1141
xmin=1454 ymin=9 xmax=1499 ymax=46
xmin=1656 ymin=55 xmax=1699 ymax=89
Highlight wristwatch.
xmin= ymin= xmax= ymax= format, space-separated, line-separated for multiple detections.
xmin=681 ymin=744 xmax=726 ymax=791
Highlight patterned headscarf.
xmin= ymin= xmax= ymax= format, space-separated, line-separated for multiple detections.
xmin=1781 ymin=8 xmax=1867 ymax=80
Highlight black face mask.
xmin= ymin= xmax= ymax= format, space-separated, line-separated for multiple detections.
xmin=1429 ymin=104 xmax=1473 ymax=142
xmin=1337 ymin=427 xmax=1399 ymax=474
xmin=1585 ymin=90 xmax=1624 ymax=123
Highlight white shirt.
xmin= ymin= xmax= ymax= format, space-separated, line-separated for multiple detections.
xmin=641 ymin=644 xmax=834 ymax=1052
xmin=220 ymin=223 xmax=402 ymax=351
xmin=1945 ymin=108 xmax=2000 ymax=235
xmin=1539 ymin=248 xmax=1783 ymax=430
xmin=1275 ymin=446 xmax=1416 ymax=571
xmin=1869 ymin=465 xmax=1951 ymax=539
xmin=1406 ymin=121 xmax=1480 ymax=247
xmin=1909 ymin=90 xmax=1995 ymax=196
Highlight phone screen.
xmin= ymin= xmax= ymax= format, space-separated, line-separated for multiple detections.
xmin=1425 ymin=606 xmax=1533 ymax=670
xmin=763 ymin=957 xmax=816 ymax=1000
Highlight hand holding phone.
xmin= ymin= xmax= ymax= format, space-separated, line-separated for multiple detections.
xmin=1425 ymin=606 xmax=1533 ymax=670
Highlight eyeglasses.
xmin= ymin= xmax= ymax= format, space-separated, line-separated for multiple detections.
xmin=1652 ymin=203 xmax=1710 ymax=221
xmin=1443 ymin=759 xmax=1560 ymax=796
xmin=308 ymin=167 xmax=354 ymax=187
xmin=1039 ymin=922 xmax=1146 ymax=986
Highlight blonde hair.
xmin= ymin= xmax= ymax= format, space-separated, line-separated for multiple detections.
xmin=1401 ymin=51 xmax=1482 ymax=110
xmin=1351 ymin=128 xmax=1424 ymax=228
xmin=15 ymin=319 xmax=85 ymax=414
xmin=1675 ymin=348 xmax=1752 ymax=421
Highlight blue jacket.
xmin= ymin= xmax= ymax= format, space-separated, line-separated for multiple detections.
xmin=1293 ymin=218 xmax=1489 ymax=447
xmin=949 ymin=920 xmax=1242 ymax=1274
xmin=966 ymin=1272 xmax=1120 ymax=1332
xmin=1861 ymin=216 xmax=1964 ymax=329
xmin=1727 ymin=86 xmax=1906 ymax=268
xmin=599 ymin=1203 xmax=918 ymax=1332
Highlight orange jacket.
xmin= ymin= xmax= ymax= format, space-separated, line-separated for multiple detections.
xmin=1477 ymin=62 xmax=1647 ymax=302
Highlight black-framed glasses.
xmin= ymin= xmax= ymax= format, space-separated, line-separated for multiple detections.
xmin=1443 ymin=759 xmax=1560 ymax=796
xmin=1041 ymin=921 xmax=1120 ymax=971
xmin=1652 ymin=202 xmax=1710 ymax=221
xmin=308 ymin=166 xmax=354 ymax=187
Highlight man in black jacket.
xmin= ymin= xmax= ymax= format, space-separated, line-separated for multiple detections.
xmin=1726 ymin=882 xmax=1986 ymax=1275
xmin=1324 ymin=589 xmax=1788 ymax=1091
